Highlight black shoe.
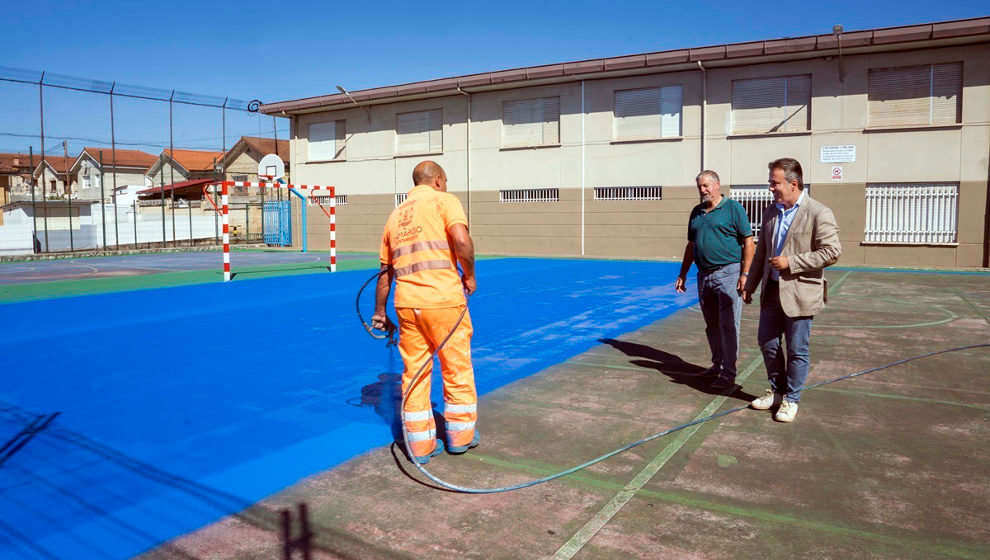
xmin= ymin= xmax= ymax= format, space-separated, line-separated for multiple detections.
xmin=701 ymin=365 xmax=721 ymax=377
xmin=711 ymin=376 xmax=736 ymax=390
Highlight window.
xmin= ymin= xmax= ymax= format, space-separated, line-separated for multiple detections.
xmin=594 ymin=186 xmax=662 ymax=201
xmin=613 ymin=86 xmax=682 ymax=139
xmin=396 ymin=109 xmax=442 ymax=155
xmin=865 ymin=183 xmax=958 ymax=244
xmin=867 ymin=63 xmax=962 ymax=127
xmin=231 ymin=174 xmax=249 ymax=181
xmin=731 ymin=185 xmax=812 ymax=238
xmin=731 ymin=75 xmax=811 ymax=134
xmin=82 ymin=176 xmax=91 ymax=189
xmin=395 ymin=193 xmax=408 ymax=206
xmin=502 ymin=97 xmax=560 ymax=147
xmin=499 ymin=188 xmax=559 ymax=203
xmin=309 ymin=194 xmax=347 ymax=206
xmin=308 ymin=120 xmax=346 ymax=161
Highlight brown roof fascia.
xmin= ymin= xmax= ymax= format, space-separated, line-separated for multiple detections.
xmin=260 ymin=16 xmax=990 ymax=115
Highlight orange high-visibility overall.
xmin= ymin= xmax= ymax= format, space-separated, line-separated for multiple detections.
xmin=380 ymin=184 xmax=476 ymax=458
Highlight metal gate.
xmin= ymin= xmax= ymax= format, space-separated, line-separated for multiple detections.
xmin=263 ymin=200 xmax=292 ymax=246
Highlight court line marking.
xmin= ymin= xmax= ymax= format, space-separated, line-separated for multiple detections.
xmin=550 ymin=354 xmax=762 ymax=560
xmin=462 ymin=453 xmax=988 ymax=560
xmin=937 ymin=274 xmax=990 ymax=325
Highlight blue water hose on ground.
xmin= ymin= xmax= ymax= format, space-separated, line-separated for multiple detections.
xmin=357 ymin=268 xmax=989 ymax=494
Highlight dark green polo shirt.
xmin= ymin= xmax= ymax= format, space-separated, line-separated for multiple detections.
xmin=687 ymin=196 xmax=752 ymax=271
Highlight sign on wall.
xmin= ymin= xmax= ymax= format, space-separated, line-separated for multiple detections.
xmin=831 ymin=166 xmax=843 ymax=181
xmin=820 ymin=145 xmax=856 ymax=163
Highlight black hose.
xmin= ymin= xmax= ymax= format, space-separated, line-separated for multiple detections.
xmin=357 ymin=269 xmax=989 ymax=494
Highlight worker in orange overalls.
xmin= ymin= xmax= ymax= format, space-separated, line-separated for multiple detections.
xmin=372 ymin=160 xmax=479 ymax=464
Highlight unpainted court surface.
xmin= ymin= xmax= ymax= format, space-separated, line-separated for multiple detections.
xmin=146 ymin=268 xmax=990 ymax=560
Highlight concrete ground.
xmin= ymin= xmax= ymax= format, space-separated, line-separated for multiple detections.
xmin=141 ymin=268 xmax=990 ymax=560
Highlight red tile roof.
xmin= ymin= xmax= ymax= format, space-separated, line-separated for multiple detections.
xmin=34 ymin=156 xmax=75 ymax=175
xmin=0 ymin=153 xmax=37 ymax=169
xmin=82 ymin=147 xmax=158 ymax=169
xmin=238 ymin=136 xmax=289 ymax=158
xmin=158 ymin=149 xmax=225 ymax=173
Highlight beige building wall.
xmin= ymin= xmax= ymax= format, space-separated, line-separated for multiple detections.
xmin=285 ymin=42 xmax=990 ymax=268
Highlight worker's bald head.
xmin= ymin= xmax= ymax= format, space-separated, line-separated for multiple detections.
xmin=412 ymin=161 xmax=447 ymax=191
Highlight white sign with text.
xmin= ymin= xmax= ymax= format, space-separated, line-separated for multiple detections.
xmin=820 ymin=145 xmax=856 ymax=163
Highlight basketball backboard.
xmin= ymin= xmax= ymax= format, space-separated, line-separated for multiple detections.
xmin=258 ymin=154 xmax=285 ymax=180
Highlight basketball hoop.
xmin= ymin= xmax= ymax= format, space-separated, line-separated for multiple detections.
xmin=258 ymin=154 xmax=285 ymax=181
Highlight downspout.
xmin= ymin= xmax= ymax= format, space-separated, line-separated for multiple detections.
xmin=697 ymin=61 xmax=707 ymax=173
xmin=457 ymin=87 xmax=471 ymax=227
xmin=581 ymin=80 xmax=586 ymax=256
xmin=288 ymin=187 xmax=307 ymax=252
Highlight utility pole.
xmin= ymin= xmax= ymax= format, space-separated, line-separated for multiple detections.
xmin=63 ymin=140 xmax=74 ymax=251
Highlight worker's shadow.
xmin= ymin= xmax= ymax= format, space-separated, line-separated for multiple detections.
xmin=351 ymin=373 xmax=447 ymax=444
xmin=599 ymin=338 xmax=755 ymax=402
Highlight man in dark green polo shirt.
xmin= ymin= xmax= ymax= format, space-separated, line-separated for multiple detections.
xmin=675 ymin=170 xmax=755 ymax=389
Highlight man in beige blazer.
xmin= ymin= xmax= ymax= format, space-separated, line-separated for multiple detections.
xmin=742 ymin=158 xmax=841 ymax=423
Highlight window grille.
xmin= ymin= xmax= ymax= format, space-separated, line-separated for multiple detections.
xmin=865 ymin=183 xmax=958 ymax=244
xmin=867 ymin=63 xmax=962 ymax=127
xmin=594 ymin=186 xmax=662 ymax=201
xmin=730 ymin=187 xmax=774 ymax=237
xmin=502 ymin=97 xmax=560 ymax=147
xmin=395 ymin=193 xmax=408 ymax=206
xmin=310 ymin=194 xmax=346 ymax=206
xmin=731 ymin=75 xmax=811 ymax=134
xmin=613 ymin=86 xmax=682 ymax=139
xmin=730 ymin=185 xmax=813 ymax=238
xmin=498 ymin=188 xmax=559 ymax=203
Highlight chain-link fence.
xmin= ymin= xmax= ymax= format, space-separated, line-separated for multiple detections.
xmin=0 ymin=66 xmax=288 ymax=256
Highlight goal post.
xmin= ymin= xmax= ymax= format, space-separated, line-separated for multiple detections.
xmin=205 ymin=180 xmax=336 ymax=281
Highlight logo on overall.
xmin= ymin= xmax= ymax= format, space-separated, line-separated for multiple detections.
xmin=398 ymin=204 xmax=415 ymax=228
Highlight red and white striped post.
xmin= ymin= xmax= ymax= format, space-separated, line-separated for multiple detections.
xmin=222 ymin=181 xmax=231 ymax=282
xmin=215 ymin=181 xmax=336 ymax=281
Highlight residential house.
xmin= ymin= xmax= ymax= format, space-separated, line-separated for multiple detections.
xmin=221 ymin=136 xmax=290 ymax=182
xmin=32 ymin=156 xmax=76 ymax=199
xmin=69 ymin=147 xmax=158 ymax=202
xmin=0 ymin=153 xmax=36 ymax=201
xmin=145 ymin=149 xmax=225 ymax=186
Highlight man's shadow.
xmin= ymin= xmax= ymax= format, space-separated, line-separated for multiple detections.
xmin=599 ymin=338 xmax=755 ymax=402
xmin=350 ymin=373 xmax=447 ymax=448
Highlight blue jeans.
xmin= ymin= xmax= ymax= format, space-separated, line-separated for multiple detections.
xmin=697 ymin=262 xmax=742 ymax=381
xmin=758 ymin=281 xmax=813 ymax=403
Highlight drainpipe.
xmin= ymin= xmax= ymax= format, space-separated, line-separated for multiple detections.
xmin=581 ymin=80 xmax=586 ymax=256
xmin=288 ymin=187 xmax=307 ymax=252
xmin=457 ymin=87 xmax=471 ymax=227
xmin=697 ymin=61 xmax=707 ymax=173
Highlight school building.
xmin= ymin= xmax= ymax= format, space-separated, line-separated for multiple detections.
xmin=261 ymin=17 xmax=990 ymax=268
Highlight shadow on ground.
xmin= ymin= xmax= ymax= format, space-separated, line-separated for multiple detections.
xmin=600 ymin=338 xmax=757 ymax=402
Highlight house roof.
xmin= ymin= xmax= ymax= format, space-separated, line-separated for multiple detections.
xmin=239 ymin=136 xmax=289 ymax=158
xmin=76 ymin=147 xmax=158 ymax=170
xmin=149 ymin=149 xmax=225 ymax=174
xmin=260 ymin=16 xmax=990 ymax=115
xmin=138 ymin=177 xmax=215 ymax=197
xmin=33 ymin=156 xmax=75 ymax=176
xmin=220 ymin=136 xmax=290 ymax=169
xmin=0 ymin=163 xmax=16 ymax=174
xmin=0 ymin=153 xmax=36 ymax=170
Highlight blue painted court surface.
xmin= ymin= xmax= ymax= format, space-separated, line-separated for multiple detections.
xmin=1 ymin=258 xmax=693 ymax=559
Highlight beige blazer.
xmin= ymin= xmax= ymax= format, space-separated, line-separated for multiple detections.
xmin=744 ymin=194 xmax=841 ymax=317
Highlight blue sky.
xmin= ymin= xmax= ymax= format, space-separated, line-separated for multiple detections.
xmin=2 ymin=0 xmax=986 ymax=156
